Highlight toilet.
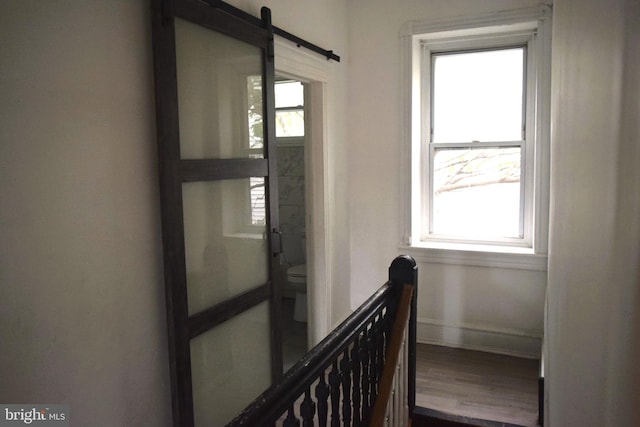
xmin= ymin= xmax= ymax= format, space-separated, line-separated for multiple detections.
xmin=287 ymin=264 xmax=307 ymax=323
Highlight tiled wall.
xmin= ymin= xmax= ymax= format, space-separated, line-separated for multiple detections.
xmin=278 ymin=144 xmax=306 ymax=269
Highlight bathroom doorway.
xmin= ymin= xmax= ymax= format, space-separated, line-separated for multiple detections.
xmin=274 ymin=78 xmax=309 ymax=372
xmin=274 ymin=38 xmax=332 ymax=371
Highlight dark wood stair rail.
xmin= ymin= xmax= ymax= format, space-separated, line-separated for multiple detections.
xmin=370 ymin=283 xmax=414 ymax=426
xmin=227 ymin=255 xmax=418 ymax=427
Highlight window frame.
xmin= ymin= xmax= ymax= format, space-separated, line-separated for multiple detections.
xmin=274 ymin=79 xmax=305 ymax=145
xmin=402 ymin=5 xmax=552 ymax=266
xmin=422 ymin=37 xmax=533 ymax=247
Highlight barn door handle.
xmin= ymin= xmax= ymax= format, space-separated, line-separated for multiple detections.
xmin=270 ymin=229 xmax=282 ymax=256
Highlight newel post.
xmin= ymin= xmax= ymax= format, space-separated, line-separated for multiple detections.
xmin=388 ymin=255 xmax=418 ymax=413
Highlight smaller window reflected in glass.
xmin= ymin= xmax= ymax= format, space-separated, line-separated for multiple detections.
xmin=247 ymin=75 xmax=264 ymax=152
xmin=249 ymin=177 xmax=266 ymax=226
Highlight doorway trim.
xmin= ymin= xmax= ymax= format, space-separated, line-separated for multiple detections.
xmin=275 ymin=37 xmax=331 ymax=346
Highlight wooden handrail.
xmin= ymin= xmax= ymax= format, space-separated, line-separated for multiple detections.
xmin=370 ymin=284 xmax=415 ymax=427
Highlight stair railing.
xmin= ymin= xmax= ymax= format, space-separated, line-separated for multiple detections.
xmin=370 ymin=283 xmax=414 ymax=427
xmin=227 ymin=255 xmax=417 ymax=427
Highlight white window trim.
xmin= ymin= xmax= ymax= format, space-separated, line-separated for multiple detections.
xmin=400 ymin=5 xmax=552 ymax=269
xmin=422 ymin=33 xmax=533 ymax=248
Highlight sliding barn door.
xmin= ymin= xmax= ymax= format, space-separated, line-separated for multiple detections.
xmin=151 ymin=1 xmax=281 ymax=425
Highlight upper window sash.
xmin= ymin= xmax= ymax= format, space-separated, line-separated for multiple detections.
xmin=430 ymin=46 xmax=527 ymax=144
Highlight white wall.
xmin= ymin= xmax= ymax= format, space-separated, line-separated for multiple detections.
xmin=346 ymin=0 xmax=546 ymax=357
xmin=0 ymin=1 xmax=171 ymax=426
xmin=227 ymin=0 xmax=352 ymax=328
xmin=0 ymin=0 xmax=350 ymax=425
xmin=546 ymin=0 xmax=640 ymax=425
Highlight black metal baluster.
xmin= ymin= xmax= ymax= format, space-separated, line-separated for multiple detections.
xmin=361 ymin=323 xmax=373 ymax=424
xmin=371 ymin=312 xmax=382 ymax=401
xmin=377 ymin=309 xmax=387 ymax=382
xmin=352 ymin=334 xmax=362 ymax=426
xmin=316 ymin=370 xmax=330 ymax=426
xmin=329 ymin=360 xmax=341 ymax=427
xmin=340 ymin=347 xmax=353 ymax=426
xmin=369 ymin=320 xmax=378 ymax=406
xmin=283 ymin=404 xmax=300 ymax=427
xmin=301 ymin=387 xmax=316 ymax=427
xmin=383 ymin=305 xmax=392 ymax=368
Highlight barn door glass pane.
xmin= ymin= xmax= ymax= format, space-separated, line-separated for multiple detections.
xmin=182 ymin=180 xmax=269 ymax=316
xmin=175 ymin=18 xmax=264 ymax=159
xmin=190 ymin=301 xmax=271 ymax=426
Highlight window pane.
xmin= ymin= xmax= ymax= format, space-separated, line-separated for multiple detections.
xmin=175 ymin=18 xmax=264 ymax=159
xmin=432 ymin=48 xmax=524 ymax=143
xmin=275 ymin=81 xmax=304 ymax=109
xmin=432 ymin=147 xmax=521 ymax=238
xmin=249 ymin=177 xmax=266 ymax=225
xmin=182 ymin=180 xmax=269 ymax=315
xmin=275 ymin=110 xmax=304 ymax=137
xmin=191 ymin=301 xmax=271 ymax=427
xmin=247 ymin=76 xmax=264 ymax=151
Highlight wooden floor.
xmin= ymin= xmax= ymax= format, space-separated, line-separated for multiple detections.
xmin=415 ymin=344 xmax=540 ymax=427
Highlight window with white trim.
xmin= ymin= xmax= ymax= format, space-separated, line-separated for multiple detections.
xmin=275 ymin=80 xmax=305 ymax=140
xmin=408 ymin=8 xmax=551 ymax=253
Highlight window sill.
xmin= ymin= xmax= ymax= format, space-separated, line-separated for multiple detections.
xmin=399 ymin=242 xmax=547 ymax=271
xmin=224 ymin=232 xmax=265 ymax=240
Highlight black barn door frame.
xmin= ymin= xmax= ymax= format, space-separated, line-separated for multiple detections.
xmin=151 ymin=1 xmax=339 ymax=426
xmin=151 ymin=1 xmax=276 ymax=426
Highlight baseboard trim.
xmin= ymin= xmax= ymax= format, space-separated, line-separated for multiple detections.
xmin=417 ymin=318 xmax=542 ymax=359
